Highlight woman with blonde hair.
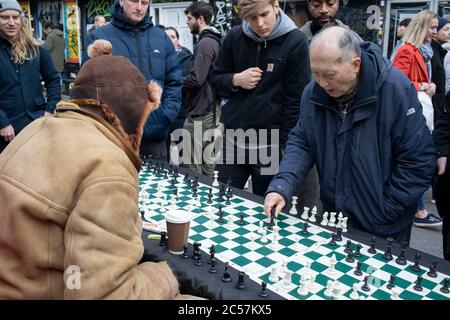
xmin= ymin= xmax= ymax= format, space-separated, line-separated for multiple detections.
xmin=393 ymin=10 xmax=442 ymax=229
xmin=0 ymin=0 xmax=60 ymax=152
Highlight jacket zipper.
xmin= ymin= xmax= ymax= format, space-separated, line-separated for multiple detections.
xmin=256 ymin=42 xmax=261 ymax=67
xmin=136 ymin=30 xmax=143 ymax=71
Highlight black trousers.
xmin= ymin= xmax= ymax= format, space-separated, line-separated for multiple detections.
xmin=216 ymin=144 xmax=281 ymax=197
xmin=436 ymin=167 xmax=450 ymax=261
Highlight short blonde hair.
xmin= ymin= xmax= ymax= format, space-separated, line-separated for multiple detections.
xmin=403 ymin=10 xmax=438 ymax=47
xmin=237 ymin=0 xmax=277 ymax=21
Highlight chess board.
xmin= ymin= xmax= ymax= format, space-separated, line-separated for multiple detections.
xmin=138 ymin=165 xmax=450 ymax=300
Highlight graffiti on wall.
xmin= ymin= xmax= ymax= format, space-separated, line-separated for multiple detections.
xmin=211 ymin=0 xmax=239 ymax=35
xmin=38 ymin=0 xmax=62 ymax=29
xmin=63 ymin=0 xmax=80 ymax=63
xmin=86 ymin=0 xmax=114 ymax=23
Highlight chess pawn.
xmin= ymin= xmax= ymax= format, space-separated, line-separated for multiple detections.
xmin=324 ymin=280 xmax=334 ymax=297
xmin=390 ymin=287 xmax=401 ymax=300
xmin=249 ymin=233 xmax=256 ymax=248
xmin=297 ymin=276 xmax=309 ymax=296
xmin=332 ymin=283 xmax=342 ymax=300
xmin=321 ymin=211 xmax=329 ymax=226
xmin=289 ymin=196 xmax=298 ymax=215
xmin=227 ymin=215 xmax=234 ymax=228
xmin=328 ymin=212 xmax=336 ymax=227
xmin=308 ymin=274 xmax=318 ymax=291
xmin=309 ymin=206 xmax=317 ymax=223
xmin=291 ymin=234 xmax=301 ymax=251
xmin=260 ymin=229 xmax=268 ymax=244
xmin=160 ymin=196 xmax=167 ymax=213
xmin=258 ymin=221 xmax=264 ymax=234
xmin=301 ymin=207 xmax=309 ymax=220
xmin=341 ymin=217 xmax=348 ymax=233
xmin=350 ymin=283 xmax=360 ymax=300
xmin=269 ymin=265 xmax=279 ymax=282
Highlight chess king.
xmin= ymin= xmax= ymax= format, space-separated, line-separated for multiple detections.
xmin=0 ymin=40 xmax=203 ymax=300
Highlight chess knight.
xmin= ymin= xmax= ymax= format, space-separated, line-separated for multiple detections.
xmin=0 ymin=40 xmax=202 ymax=300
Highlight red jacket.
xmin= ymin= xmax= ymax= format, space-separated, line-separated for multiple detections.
xmin=393 ymin=42 xmax=429 ymax=91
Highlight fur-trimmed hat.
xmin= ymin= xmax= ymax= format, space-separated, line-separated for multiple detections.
xmin=70 ymin=40 xmax=160 ymax=151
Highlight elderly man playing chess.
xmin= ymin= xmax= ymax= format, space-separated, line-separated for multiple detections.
xmin=264 ymin=26 xmax=435 ymax=243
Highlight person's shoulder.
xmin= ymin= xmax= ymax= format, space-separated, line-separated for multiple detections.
xmin=286 ymin=28 xmax=308 ymax=43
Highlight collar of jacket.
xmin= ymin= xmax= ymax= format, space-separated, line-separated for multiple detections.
xmin=310 ymin=49 xmax=378 ymax=131
xmin=109 ymin=0 xmax=153 ymax=31
xmin=54 ymin=101 xmax=142 ymax=171
xmin=0 ymin=36 xmax=11 ymax=47
xmin=432 ymin=39 xmax=448 ymax=56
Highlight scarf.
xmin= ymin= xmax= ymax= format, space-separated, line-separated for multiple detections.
xmin=419 ymin=42 xmax=434 ymax=81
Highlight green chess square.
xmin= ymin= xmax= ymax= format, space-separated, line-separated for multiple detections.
xmin=299 ymin=238 xmax=316 ymax=247
xmin=191 ymin=224 xmax=208 ymax=234
xmin=190 ymin=234 xmax=206 ymax=242
xmin=213 ymin=244 xmax=227 ymax=254
xmin=210 ymin=234 xmax=228 ymax=244
xmin=212 ymin=226 xmax=229 ymax=234
xmin=231 ymin=255 xmax=252 ymax=267
xmin=370 ymin=289 xmax=391 ymax=300
xmin=335 ymin=262 xmax=353 ymax=274
xmin=194 ymin=216 xmax=209 ymax=225
xmin=338 ymin=274 xmax=361 ymax=287
xmin=304 ymin=251 xmax=322 ymax=261
xmin=427 ymin=290 xmax=449 ymax=300
xmin=255 ymin=256 xmax=276 ymax=268
xmin=232 ymin=245 xmax=251 ymax=256
xmin=311 ymin=261 xmax=328 ymax=273
xmin=233 ymin=235 xmax=250 ymax=245
xmin=380 ymin=264 xmax=402 ymax=275
xmin=400 ymin=290 xmax=423 ymax=300
xmin=255 ymin=246 xmax=274 ymax=256
xmin=287 ymin=261 xmax=303 ymax=272
xmin=278 ymin=247 xmax=297 ymax=257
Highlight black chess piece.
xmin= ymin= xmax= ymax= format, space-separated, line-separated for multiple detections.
xmin=413 ymin=275 xmax=423 ymax=292
xmin=387 ymin=275 xmax=396 ymax=289
xmin=225 ymin=194 xmax=231 ymax=206
xmin=411 ymin=252 xmax=422 ymax=272
xmin=192 ymin=242 xmax=201 ymax=260
xmin=268 ymin=207 xmax=276 ymax=230
xmin=209 ymin=258 xmax=217 ymax=273
xmin=344 ymin=240 xmax=353 ymax=253
xmin=259 ymin=281 xmax=268 ymax=298
xmin=239 ymin=212 xmax=245 ymax=226
xmin=382 ymin=237 xmax=394 ymax=261
xmin=354 ymin=261 xmax=363 ymax=276
xmin=335 ymin=228 xmax=342 ymax=242
xmin=441 ymin=278 xmax=450 ymax=294
xmin=159 ymin=231 xmax=167 ymax=246
xmin=192 ymin=187 xmax=198 ymax=198
xmin=354 ymin=244 xmax=362 ymax=258
xmin=361 ymin=275 xmax=371 ymax=292
xmin=217 ymin=206 xmax=225 ymax=223
xmin=368 ymin=236 xmax=377 ymax=254
xmin=174 ymin=169 xmax=178 ymax=178
xmin=163 ymin=170 xmax=168 ymax=179
xmin=236 ymin=271 xmax=247 ymax=290
xmin=395 ymin=246 xmax=407 ymax=266
xmin=182 ymin=244 xmax=189 ymax=259
xmin=208 ymin=245 xmax=216 ymax=265
xmin=345 ymin=250 xmax=355 ymax=263
xmin=301 ymin=222 xmax=309 ymax=235
xmin=329 ymin=233 xmax=337 ymax=246
xmin=140 ymin=210 xmax=145 ymax=221
xmin=207 ymin=188 xmax=213 ymax=204
xmin=195 ymin=251 xmax=203 ymax=267
xmin=427 ymin=260 xmax=438 ymax=278
xmin=226 ymin=186 xmax=233 ymax=199
xmin=221 ymin=262 xmax=232 ymax=282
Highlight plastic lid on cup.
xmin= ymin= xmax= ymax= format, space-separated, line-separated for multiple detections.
xmin=165 ymin=209 xmax=192 ymax=224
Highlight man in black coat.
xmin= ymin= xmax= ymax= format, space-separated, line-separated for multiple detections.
xmin=211 ymin=0 xmax=310 ymax=196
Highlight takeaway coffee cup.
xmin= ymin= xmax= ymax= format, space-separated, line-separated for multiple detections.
xmin=165 ymin=209 xmax=192 ymax=254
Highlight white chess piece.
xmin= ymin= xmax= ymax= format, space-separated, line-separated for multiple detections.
xmin=309 ymin=206 xmax=317 ymax=222
xmin=326 ymin=254 xmax=337 ymax=276
xmin=350 ymin=283 xmax=360 ymax=300
xmin=212 ymin=170 xmax=219 ymax=187
xmin=390 ymin=287 xmax=401 ymax=300
xmin=292 ymin=234 xmax=301 ymax=251
xmin=160 ymin=195 xmax=167 ymax=213
xmin=258 ymin=221 xmax=264 ymax=234
xmin=328 ymin=212 xmax=336 ymax=227
xmin=321 ymin=211 xmax=329 ymax=226
xmin=171 ymin=196 xmax=177 ymax=207
xmin=227 ymin=215 xmax=234 ymax=228
xmin=260 ymin=229 xmax=268 ymax=243
xmin=269 ymin=265 xmax=279 ymax=282
xmin=303 ymin=261 xmax=312 ymax=278
xmin=308 ymin=274 xmax=318 ymax=291
xmin=289 ymin=196 xmax=298 ymax=215
xmin=324 ymin=280 xmax=334 ymax=297
xmin=278 ymin=260 xmax=287 ymax=279
xmin=332 ymin=282 xmax=342 ymax=300
xmin=249 ymin=233 xmax=256 ymax=248
xmin=270 ymin=233 xmax=280 ymax=250
xmin=281 ymin=270 xmax=293 ymax=291
xmin=301 ymin=207 xmax=309 ymax=220
xmin=297 ymin=276 xmax=309 ymax=296
xmin=336 ymin=214 xmax=342 ymax=229
xmin=342 ymin=217 xmax=348 ymax=233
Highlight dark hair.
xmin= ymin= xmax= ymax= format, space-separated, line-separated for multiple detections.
xmin=165 ymin=26 xmax=180 ymax=39
xmin=184 ymin=1 xmax=214 ymax=25
xmin=43 ymin=22 xmax=54 ymax=30
xmin=399 ymin=18 xmax=411 ymax=27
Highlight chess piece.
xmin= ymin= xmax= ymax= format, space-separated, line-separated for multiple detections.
xmin=258 ymin=221 xmax=264 ymax=234
xmin=259 ymin=281 xmax=269 ymax=298
xmin=335 ymin=228 xmax=343 ymax=242
xmin=297 ymin=276 xmax=309 ymax=296
xmin=321 ymin=211 xmax=329 ymax=226
xmin=441 ymin=278 xmax=450 ymax=294
xmin=239 ymin=212 xmax=245 ymax=226
xmin=217 ymin=206 xmax=225 ymax=223
xmin=208 ymin=258 xmax=217 ymax=273
xmin=227 ymin=215 xmax=234 ymax=228
xmin=382 ymin=237 xmax=394 ymax=261
xmin=184 ymin=173 xmax=190 ymax=182
xmin=268 ymin=207 xmax=276 ymax=230
xmin=212 ymin=171 xmax=219 ymax=187
xmin=301 ymin=221 xmax=309 ymax=235
xmin=413 ymin=275 xmax=423 ymax=292
xmin=344 ymin=240 xmax=353 ymax=253
xmin=289 ymin=196 xmax=298 ymax=215
xmin=208 ymin=245 xmax=216 ymax=265
xmin=182 ymin=244 xmax=189 ymax=259
xmin=354 ymin=261 xmax=363 ymax=276
xmin=368 ymin=236 xmax=377 ymax=254
xmin=332 ymin=282 xmax=342 ymax=300
xmin=411 ymin=252 xmax=422 ymax=272
xmin=324 ymin=280 xmax=334 ymax=297
xmin=395 ymin=246 xmax=407 ymax=266
xmin=226 ymin=186 xmax=233 ymax=199
xmin=260 ymin=229 xmax=268 ymax=244
xmin=225 ymin=194 xmax=231 ymax=206
xmin=361 ymin=275 xmax=371 ymax=292
xmin=328 ymin=212 xmax=336 ymax=227
xmin=301 ymin=207 xmax=309 ymax=220
xmin=345 ymin=250 xmax=355 ymax=263
xmin=269 ymin=265 xmax=279 ymax=282
xmin=221 ymin=262 xmax=232 ymax=282
xmin=336 ymin=212 xmax=343 ymax=229
xmin=309 ymin=206 xmax=317 ymax=223
xmin=140 ymin=210 xmax=146 ymax=221
xmin=427 ymin=260 xmax=438 ymax=278
xmin=341 ymin=217 xmax=348 ymax=233
xmin=207 ymin=188 xmax=213 ymax=204
xmin=281 ymin=270 xmax=293 ymax=291
xmin=194 ymin=251 xmax=203 ymax=266
xmin=326 ymin=254 xmax=337 ymax=276
xmin=159 ymin=231 xmax=167 ymax=246
xmin=236 ymin=271 xmax=247 ymax=290
xmin=329 ymin=233 xmax=337 ymax=246
xmin=387 ymin=274 xmax=396 ymax=289
xmin=390 ymin=287 xmax=401 ymax=300
xmin=354 ymin=244 xmax=362 ymax=258
xmin=349 ymin=283 xmax=360 ymax=300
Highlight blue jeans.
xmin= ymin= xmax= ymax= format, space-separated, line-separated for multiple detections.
xmin=417 ymin=195 xmax=425 ymax=211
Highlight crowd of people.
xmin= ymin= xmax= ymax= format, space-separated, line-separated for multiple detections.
xmin=0 ymin=0 xmax=449 ymax=299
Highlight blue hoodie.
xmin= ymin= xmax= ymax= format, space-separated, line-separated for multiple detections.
xmin=267 ymin=42 xmax=436 ymax=237
xmin=87 ymin=1 xmax=182 ymax=142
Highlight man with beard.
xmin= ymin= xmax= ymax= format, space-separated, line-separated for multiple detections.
xmin=300 ymin=0 xmax=347 ymax=42
xmin=182 ymin=1 xmax=221 ymax=176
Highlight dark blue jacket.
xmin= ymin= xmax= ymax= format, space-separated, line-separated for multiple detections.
xmin=0 ymin=37 xmax=60 ymax=132
xmin=87 ymin=1 xmax=182 ymax=142
xmin=267 ymin=43 xmax=436 ymax=237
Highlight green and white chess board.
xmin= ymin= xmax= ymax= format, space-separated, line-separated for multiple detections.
xmin=139 ymin=165 xmax=450 ymax=300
